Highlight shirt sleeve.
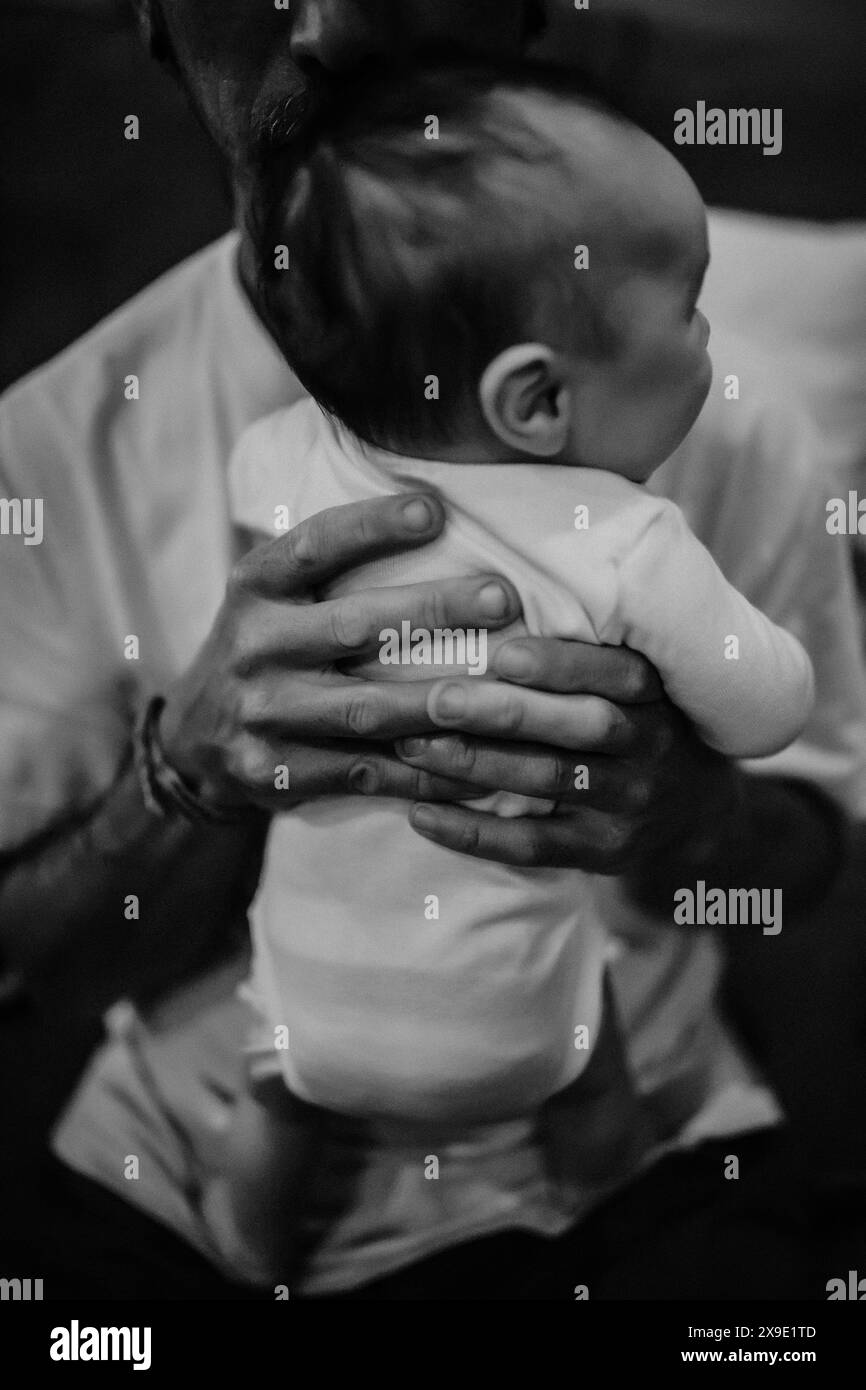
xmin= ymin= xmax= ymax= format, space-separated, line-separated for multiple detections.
xmin=668 ymin=385 xmax=866 ymax=817
xmin=0 ymin=400 xmax=132 ymax=854
xmin=737 ymin=480 xmax=866 ymax=816
xmin=605 ymin=499 xmax=815 ymax=758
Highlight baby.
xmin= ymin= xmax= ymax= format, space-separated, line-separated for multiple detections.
xmin=205 ymin=68 xmax=814 ymax=1281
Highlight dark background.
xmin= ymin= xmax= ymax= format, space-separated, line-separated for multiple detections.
xmin=2 ymin=0 xmax=865 ymax=1292
xmin=0 ymin=0 xmax=231 ymax=391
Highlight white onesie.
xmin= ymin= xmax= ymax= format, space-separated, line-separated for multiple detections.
xmin=228 ymin=398 xmax=814 ymax=1125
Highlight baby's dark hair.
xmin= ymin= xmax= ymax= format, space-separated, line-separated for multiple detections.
xmin=251 ymin=67 xmax=622 ymax=454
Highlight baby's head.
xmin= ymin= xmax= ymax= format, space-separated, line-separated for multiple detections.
xmin=252 ymin=68 xmax=712 ymax=480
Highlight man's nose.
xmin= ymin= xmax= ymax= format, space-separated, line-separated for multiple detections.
xmin=289 ymin=0 xmax=387 ymax=74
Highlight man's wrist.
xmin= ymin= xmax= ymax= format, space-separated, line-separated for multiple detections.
xmin=135 ymin=695 xmax=263 ymax=827
xmin=159 ymin=688 xmax=257 ymax=813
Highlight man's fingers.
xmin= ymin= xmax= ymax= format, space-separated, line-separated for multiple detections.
xmin=396 ymin=734 xmax=639 ymax=810
xmin=409 ymin=802 xmax=631 ymax=872
xmin=279 ymin=574 xmax=520 ymax=664
xmin=241 ymin=677 xmax=442 ymax=742
xmin=344 ymin=754 xmax=479 ymax=804
xmin=240 ymin=494 xmax=446 ymax=598
xmin=238 ymin=742 xmax=479 ymax=807
xmin=493 ymin=637 xmax=663 ymax=703
xmin=424 ymin=678 xmax=640 ymax=752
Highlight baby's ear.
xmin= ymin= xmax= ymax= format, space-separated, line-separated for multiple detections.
xmin=479 ymin=344 xmax=571 ymax=458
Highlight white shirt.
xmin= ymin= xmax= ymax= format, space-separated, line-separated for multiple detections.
xmin=1 ymin=233 xmax=863 ymax=1293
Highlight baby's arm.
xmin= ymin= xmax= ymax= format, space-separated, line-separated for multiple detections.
xmin=607 ymin=501 xmax=814 ymax=758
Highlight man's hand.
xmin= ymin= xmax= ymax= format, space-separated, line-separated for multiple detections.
xmin=397 ymin=635 xmax=738 ymax=872
xmin=160 ymin=493 xmax=521 ymax=812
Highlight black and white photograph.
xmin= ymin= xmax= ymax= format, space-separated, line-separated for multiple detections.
xmin=1 ymin=0 xmax=865 ymax=1362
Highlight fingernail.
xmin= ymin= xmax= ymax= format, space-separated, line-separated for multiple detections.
xmin=402 ymin=498 xmax=434 ymax=532
xmin=478 ymin=582 xmax=510 ymax=618
xmin=411 ymin=804 xmax=438 ymax=833
xmin=432 ymin=684 xmax=466 ymax=721
xmin=398 ymin=737 xmax=432 ymax=759
xmin=496 ymin=645 xmax=534 ymax=680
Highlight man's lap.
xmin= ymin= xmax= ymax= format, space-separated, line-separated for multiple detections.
xmin=330 ymin=1127 xmax=811 ymax=1300
xmin=26 ymin=1127 xmax=812 ymax=1301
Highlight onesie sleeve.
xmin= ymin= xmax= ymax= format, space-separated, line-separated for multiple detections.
xmin=606 ymin=500 xmax=815 ymax=758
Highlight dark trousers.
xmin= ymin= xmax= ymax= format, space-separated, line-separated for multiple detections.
xmin=13 ymin=1127 xmax=814 ymax=1301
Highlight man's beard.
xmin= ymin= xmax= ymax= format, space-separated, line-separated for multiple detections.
xmin=247 ymin=56 xmax=378 ymax=164
xmin=245 ymin=6 xmax=547 ymax=162
xmin=252 ymin=84 xmax=319 ymax=156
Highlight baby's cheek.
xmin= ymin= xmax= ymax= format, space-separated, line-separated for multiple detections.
xmin=624 ymin=317 xmax=683 ymax=391
xmin=652 ymin=332 xmax=705 ymax=406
